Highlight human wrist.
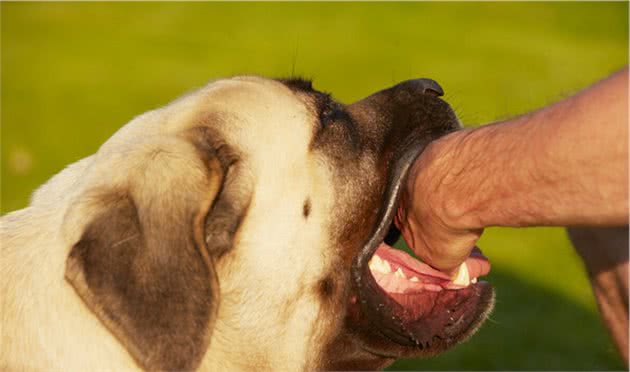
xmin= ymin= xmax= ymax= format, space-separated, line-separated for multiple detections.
xmin=411 ymin=67 xmax=628 ymax=235
xmin=410 ymin=128 xmax=486 ymax=233
xmin=434 ymin=120 xmax=555 ymax=229
xmin=413 ymin=122 xmax=531 ymax=231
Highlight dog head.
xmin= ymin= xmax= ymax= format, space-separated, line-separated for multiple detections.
xmin=62 ymin=76 xmax=493 ymax=370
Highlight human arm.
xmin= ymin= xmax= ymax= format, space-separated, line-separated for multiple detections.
xmin=396 ymin=67 xmax=629 ymax=272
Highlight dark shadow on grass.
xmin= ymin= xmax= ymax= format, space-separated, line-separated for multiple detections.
xmin=386 ymin=268 xmax=625 ymax=371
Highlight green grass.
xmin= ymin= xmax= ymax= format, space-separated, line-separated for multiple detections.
xmin=2 ymin=2 xmax=627 ymax=370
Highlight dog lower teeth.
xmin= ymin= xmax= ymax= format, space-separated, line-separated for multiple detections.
xmin=368 ymin=255 xmax=392 ymax=274
xmin=451 ymin=262 xmax=470 ymax=286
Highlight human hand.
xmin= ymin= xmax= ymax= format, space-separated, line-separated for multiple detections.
xmin=395 ymin=66 xmax=628 ymax=281
xmin=395 ymin=131 xmax=490 ymax=279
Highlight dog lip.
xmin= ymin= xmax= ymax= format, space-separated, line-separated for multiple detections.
xmin=351 ymin=135 xmax=431 ymax=288
xmin=349 ymin=136 xmax=429 ymax=341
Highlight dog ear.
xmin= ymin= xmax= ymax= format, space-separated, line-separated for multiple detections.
xmin=65 ymin=130 xmax=249 ymax=371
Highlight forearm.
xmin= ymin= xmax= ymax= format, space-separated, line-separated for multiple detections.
xmin=421 ymin=67 xmax=628 ymax=230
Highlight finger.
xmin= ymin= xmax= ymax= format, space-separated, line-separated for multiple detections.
xmin=421 ymin=242 xmax=480 ymax=275
xmin=393 ymin=206 xmax=407 ymax=231
xmin=464 ymin=246 xmax=491 ymax=278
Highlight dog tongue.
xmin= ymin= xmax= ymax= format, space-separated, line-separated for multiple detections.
xmin=374 ymin=244 xmax=490 ymax=281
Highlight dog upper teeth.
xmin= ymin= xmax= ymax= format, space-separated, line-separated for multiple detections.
xmin=410 ymin=276 xmax=419 ymax=282
xmin=368 ymin=255 xmax=392 ymax=274
xmin=451 ymin=262 xmax=470 ymax=286
xmin=382 ymin=260 xmax=392 ymax=273
xmin=394 ymin=268 xmax=406 ymax=279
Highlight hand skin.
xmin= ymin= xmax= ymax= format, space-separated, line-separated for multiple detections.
xmin=396 ymin=66 xmax=629 ymax=273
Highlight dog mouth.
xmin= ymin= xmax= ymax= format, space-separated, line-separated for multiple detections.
xmin=349 ymin=139 xmax=494 ymax=358
xmin=369 ymin=240 xmax=490 ymax=295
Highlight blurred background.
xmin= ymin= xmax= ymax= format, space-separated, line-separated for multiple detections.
xmin=1 ymin=2 xmax=627 ymax=370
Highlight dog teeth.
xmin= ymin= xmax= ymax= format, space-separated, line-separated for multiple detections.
xmin=451 ymin=262 xmax=470 ymax=286
xmin=369 ymin=255 xmax=419 ymax=282
xmin=368 ymin=254 xmax=382 ymax=269
xmin=368 ymin=255 xmax=392 ymax=274
xmin=369 ymin=256 xmax=476 ymax=286
xmin=382 ymin=260 xmax=392 ymax=273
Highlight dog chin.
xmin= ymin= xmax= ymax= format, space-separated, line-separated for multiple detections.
xmin=345 ymin=235 xmax=494 ymax=360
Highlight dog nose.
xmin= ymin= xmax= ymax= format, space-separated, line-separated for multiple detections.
xmin=397 ymin=78 xmax=444 ymax=97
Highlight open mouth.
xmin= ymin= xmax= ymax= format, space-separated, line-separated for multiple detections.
xmin=349 ymin=140 xmax=494 ymax=357
xmin=369 ymin=242 xmax=490 ymax=296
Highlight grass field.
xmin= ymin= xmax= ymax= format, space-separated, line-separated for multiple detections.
xmin=2 ymin=3 xmax=628 ymax=370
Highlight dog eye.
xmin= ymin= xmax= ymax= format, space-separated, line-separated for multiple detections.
xmin=320 ymin=106 xmax=336 ymax=126
xmin=319 ymin=100 xmax=346 ymax=128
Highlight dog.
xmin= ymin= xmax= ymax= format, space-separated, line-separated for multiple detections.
xmin=1 ymin=76 xmax=494 ymax=371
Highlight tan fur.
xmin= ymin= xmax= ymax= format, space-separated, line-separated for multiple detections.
xmin=1 ymin=77 xmax=339 ymax=371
